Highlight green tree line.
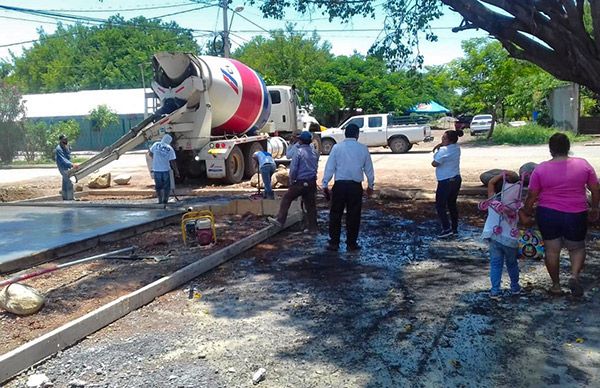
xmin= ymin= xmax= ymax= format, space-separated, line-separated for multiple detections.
xmin=0 ymin=16 xmax=582 ymax=130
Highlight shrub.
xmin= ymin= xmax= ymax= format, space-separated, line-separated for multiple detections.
xmin=22 ymin=120 xmax=49 ymax=162
xmin=44 ymin=120 xmax=81 ymax=160
xmin=487 ymin=124 xmax=588 ymax=145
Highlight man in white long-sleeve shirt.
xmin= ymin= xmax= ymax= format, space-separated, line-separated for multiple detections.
xmin=321 ymin=124 xmax=375 ymax=252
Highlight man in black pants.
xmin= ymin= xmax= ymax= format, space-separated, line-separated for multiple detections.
xmin=269 ymin=131 xmax=319 ymax=232
xmin=321 ymin=124 xmax=375 ymax=251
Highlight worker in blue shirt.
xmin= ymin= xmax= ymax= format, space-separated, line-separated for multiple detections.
xmin=322 ymin=124 xmax=375 ymax=252
xmin=253 ymin=150 xmax=276 ymax=199
xmin=55 ymin=134 xmax=77 ymax=200
xmin=269 ymin=131 xmax=319 ymax=232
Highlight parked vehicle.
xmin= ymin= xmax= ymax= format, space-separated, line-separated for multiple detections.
xmin=454 ymin=114 xmax=474 ymax=131
xmin=320 ymin=113 xmax=434 ymax=155
xmin=71 ymin=53 xmax=320 ymax=185
xmin=470 ymin=114 xmax=493 ymax=135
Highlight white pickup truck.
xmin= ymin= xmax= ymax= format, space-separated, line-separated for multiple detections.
xmin=320 ymin=113 xmax=434 ymax=154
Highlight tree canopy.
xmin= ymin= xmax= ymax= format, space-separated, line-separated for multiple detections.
xmin=249 ymin=0 xmax=600 ymax=95
xmin=6 ymin=16 xmax=199 ymax=93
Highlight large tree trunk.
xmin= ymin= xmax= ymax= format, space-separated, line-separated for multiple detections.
xmin=442 ymin=0 xmax=600 ymax=95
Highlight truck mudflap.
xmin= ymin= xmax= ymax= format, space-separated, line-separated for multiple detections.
xmin=423 ymin=135 xmax=434 ymax=142
xmin=206 ymin=159 xmax=227 ymax=179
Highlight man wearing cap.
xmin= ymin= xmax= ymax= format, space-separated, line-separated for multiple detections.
xmin=148 ymin=134 xmax=180 ymax=205
xmin=321 ymin=123 xmax=375 ymax=252
xmin=55 ymin=134 xmax=78 ymax=200
xmin=269 ymin=131 xmax=319 ymax=232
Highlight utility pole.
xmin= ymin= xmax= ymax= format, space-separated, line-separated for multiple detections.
xmin=222 ymin=0 xmax=230 ymax=58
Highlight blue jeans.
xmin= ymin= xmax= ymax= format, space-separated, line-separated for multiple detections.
xmin=260 ymin=163 xmax=276 ymax=199
xmin=59 ymin=168 xmax=74 ymax=200
xmin=153 ymin=171 xmax=171 ymax=204
xmin=489 ymin=239 xmax=520 ymax=295
xmin=435 ymin=175 xmax=461 ymax=232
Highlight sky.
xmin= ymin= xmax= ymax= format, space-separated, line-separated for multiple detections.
xmin=0 ymin=0 xmax=487 ymax=66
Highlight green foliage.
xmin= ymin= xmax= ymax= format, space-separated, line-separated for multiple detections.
xmin=45 ymin=120 xmax=81 ymax=159
xmin=233 ymin=25 xmax=333 ymax=90
xmin=308 ymin=81 xmax=344 ymax=121
xmin=89 ymin=105 xmax=119 ymax=131
xmin=22 ymin=121 xmax=48 ymax=162
xmin=6 ymin=16 xmax=199 ymax=93
xmin=488 ymin=124 xmax=589 ymax=145
xmin=449 ymin=38 xmax=564 ymax=121
xmin=0 ymin=82 xmax=25 ymax=163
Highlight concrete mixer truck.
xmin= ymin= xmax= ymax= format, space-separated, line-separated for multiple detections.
xmin=70 ymin=53 xmax=321 ymax=184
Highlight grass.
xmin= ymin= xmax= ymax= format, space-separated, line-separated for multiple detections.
xmin=476 ymin=124 xmax=592 ymax=145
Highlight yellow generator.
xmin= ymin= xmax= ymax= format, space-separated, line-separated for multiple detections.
xmin=182 ymin=210 xmax=216 ymax=248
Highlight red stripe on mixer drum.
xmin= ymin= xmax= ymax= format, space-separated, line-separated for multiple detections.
xmin=212 ymin=59 xmax=264 ymax=136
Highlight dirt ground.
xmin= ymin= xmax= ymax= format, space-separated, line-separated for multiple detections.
xmin=0 ymin=213 xmax=269 ymax=355
xmin=4 ymin=199 xmax=600 ymax=387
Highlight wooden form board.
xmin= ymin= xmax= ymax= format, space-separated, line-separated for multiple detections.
xmin=0 ymin=210 xmax=301 ymax=383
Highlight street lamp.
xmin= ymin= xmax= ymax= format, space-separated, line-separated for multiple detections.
xmin=222 ymin=4 xmax=244 ymax=58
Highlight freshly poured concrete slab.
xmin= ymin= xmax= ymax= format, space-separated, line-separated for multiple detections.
xmin=0 ymin=205 xmax=181 ymax=272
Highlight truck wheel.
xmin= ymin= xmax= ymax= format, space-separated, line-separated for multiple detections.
xmin=311 ymin=135 xmax=322 ymax=155
xmin=321 ymin=138 xmax=336 ymax=155
xmin=225 ymin=146 xmax=245 ymax=184
xmin=243 ymin=142 xmax=264 ymax=179
xmin=389 ymin=137 xmax=410 ymax=154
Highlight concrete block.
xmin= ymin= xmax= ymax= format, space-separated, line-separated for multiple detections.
xmin=235 ymin=199 xmax=263 ymax=216
xmin=209 ymin=202 xmax=236 ymax=216
xmin=261 ymin=199 xmax=281 ymax=216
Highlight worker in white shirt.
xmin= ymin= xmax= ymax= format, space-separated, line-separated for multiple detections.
xmin=321 ymin=124 xmax=375 ymax=252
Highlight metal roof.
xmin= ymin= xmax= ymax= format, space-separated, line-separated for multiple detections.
xmin=22 ymin=88 xmax=151 ymax=118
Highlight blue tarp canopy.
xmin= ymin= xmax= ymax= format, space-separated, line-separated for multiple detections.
xmin=409 ymin=101 xmax=450 ymax=114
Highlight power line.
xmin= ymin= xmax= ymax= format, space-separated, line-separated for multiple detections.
xmin=43 ymin=2 xmax=199 ymax=13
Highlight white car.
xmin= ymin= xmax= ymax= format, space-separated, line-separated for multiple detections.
xmin=470 ymin=114 xmax=493 ymax=135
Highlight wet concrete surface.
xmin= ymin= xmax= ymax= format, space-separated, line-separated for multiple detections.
xmin=4 ymin=204 xmax=600 ymax=387
xmin=0 ymin=205 xmax=181 ymax=271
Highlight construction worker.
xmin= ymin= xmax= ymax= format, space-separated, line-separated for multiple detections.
xmin=269 ymin=131 xmax=319 ymax=232
xmin=322 ymin=124 xmax=375 ymax=252
xmin=148 ymin=134 xmax=180 ymax=205
xmin=55 ymin=134 xmax=78 ymax=200
xmin=253 ymin=150 xmax=276 ymax=199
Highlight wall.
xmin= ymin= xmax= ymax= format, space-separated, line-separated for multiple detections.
xmin=34 ymin=114 xmax=151 ymax=151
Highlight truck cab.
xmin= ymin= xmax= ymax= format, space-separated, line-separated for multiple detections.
xmin=267 ymin=86 xmax=303 ymax=134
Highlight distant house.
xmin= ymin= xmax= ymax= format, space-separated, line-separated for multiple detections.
xmin=22 ymin=88 xmax=156 ymax=151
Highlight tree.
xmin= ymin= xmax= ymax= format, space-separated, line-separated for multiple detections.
xmin=0 ymin=82 xmax=25 ymax=163
xmin=45 ymin=120 xmax=81 ymax=160
xmin=7 ymin=16 xmax=199 ymax=93
xmin=22 ymin=121 xmax=48 ymax=162
xmin=249 ymin=1 xmax=600 ymax=95
xmin=233 ymin=25 xmax=333 ymax=90
xmin=89 ymin=104 xmax=119 ymax=149
xmin=309 ymin=80 xmax=344 ymax=123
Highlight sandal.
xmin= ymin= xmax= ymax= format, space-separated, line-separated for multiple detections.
xmin=568 ymin=277 xmax=584 ymax=297
xmin=548 ymin=284 xmax=563 ymax=296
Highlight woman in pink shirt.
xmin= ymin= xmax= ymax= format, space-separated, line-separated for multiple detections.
xmin=524 ymin=133 xmax=599 ymax=296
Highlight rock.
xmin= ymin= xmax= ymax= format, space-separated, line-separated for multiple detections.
xmin=379 ymin=188 xmax=414 ymax=200
xmin=113 ymin=174 xmax=132 ymax=185
xmin=252 ymin=368 xmax=267 ymax=384
xmin=26 ymin=373 xmax=53 ymax=388
xmin=68 ymin=379 xmax=87 ymax=388
xmin=519 ymin=162 xmax=538 ymax=186
xmin=271 ymin=168 xmax=289 ymax=188
xmin=0 ymin=283 xmax=45 ymax=315
xmin=87 ymin=172 xmax=111 ymax=189
xmin=250 ymin=173 xmax=265 ymax=189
